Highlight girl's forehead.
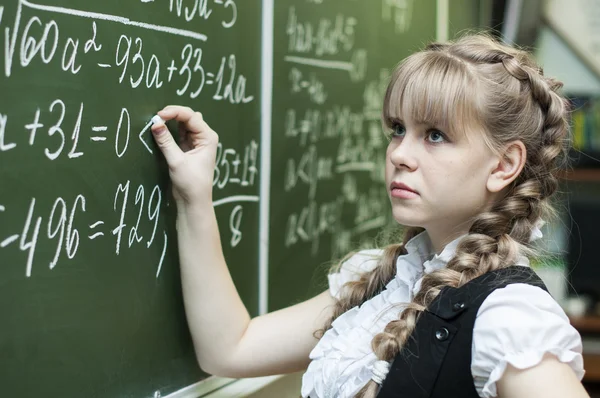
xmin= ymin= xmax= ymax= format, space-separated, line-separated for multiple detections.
xmin=388 ymin=111 xmax=444 ymax=128
xmin=386 ymin=102 xmax=466 ymax=138
xmin=387 ymin=104 xmax=481 ymax=145
xmin=386 ymin=83 xmax=482 ymax=141
xmin=384 ymin=51 xmax=483 ymax=135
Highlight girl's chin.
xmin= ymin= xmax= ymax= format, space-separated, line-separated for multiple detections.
xmin=391 ymin=212 xmax=424 ymax=228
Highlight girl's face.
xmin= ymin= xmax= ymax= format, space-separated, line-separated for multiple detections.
xmin=385 ymin=112 xmax=499 ymax=249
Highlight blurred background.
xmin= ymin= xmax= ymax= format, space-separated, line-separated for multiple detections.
xmin=491 ymin=0 xmax=600 ymax=395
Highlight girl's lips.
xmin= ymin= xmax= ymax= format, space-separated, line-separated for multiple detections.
xmin=390 ymin=181 xmax=418 ymax=193
xmin=391 ymin=187 xmax=419 ymax=199
xmin=390 ymin=182 xmax=419 ymax=199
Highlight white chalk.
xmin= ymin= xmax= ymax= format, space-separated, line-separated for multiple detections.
xmin=151 ymin=115 xmax=165 ymax=125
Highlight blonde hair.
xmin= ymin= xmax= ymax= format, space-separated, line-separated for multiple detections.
xmin=320 ymin=34 xmax=570 ymax=397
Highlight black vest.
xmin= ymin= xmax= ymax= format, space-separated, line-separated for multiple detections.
xmin=377 ymin=266 xmax=548 ymax=398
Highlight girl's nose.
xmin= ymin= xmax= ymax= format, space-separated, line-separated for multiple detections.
xmin=388 ymin=135 xmax=418 ymax=170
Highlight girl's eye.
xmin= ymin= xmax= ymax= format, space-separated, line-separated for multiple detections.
xmin=388 ymin=123 xmax=406 ymax=139
xmin=427 ymin=130 xmax=447 ymax=143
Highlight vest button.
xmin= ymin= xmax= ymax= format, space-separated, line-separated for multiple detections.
xmin=452 ymin=302 xmax=465 ymax=311
xmin=435 ymin=327 xmax=450 ymax=341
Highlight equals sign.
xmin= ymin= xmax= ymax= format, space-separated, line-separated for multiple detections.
xmin=91 ymin=126 xmax=108 ymax=142
xmin=206 ymin=72 xmax=214 ymax=85
xmin=89 ymin=221 xmax=105 ymax=240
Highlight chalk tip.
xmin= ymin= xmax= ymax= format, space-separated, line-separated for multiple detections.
xmin=151 ymin=115 xmax=165 ymax=125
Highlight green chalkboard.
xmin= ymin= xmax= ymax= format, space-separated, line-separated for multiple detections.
xmin=0 ymin=0 xmax=261 ymax=396
xmin=449 ymin=0 xmax=482 ymax=38
xmin=268 ymin=1 xmax=437 ymax=310
xmin=0 ymin=0 xmax=488 ymax=395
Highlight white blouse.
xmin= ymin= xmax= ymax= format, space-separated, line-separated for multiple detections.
xmin=301 ymin=232 xmax=584 ymax=398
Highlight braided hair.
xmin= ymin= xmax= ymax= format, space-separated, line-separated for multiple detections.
xmin=320 ymin=34 xmax=570 ymax=398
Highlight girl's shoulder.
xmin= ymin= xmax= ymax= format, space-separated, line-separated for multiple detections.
xmin=472 ymin=282 xmax=584 ymax=397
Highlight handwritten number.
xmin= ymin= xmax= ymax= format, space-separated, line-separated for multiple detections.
xmin=115 ymin=108 xmax=131 ymax=158
xmin=147 ymin=185 xmax=162 ymax=248
xmin=48 ymin=198 xmax=67 ymax=269
xmin=190 ymin=48 xmax=206 ymax=98
xmin=44 ymin=99 xmax=66 ymax=161
xmin=222 ymin=0 xmax=238 ymax=28
xmin=68 ymin=102 xmax=84 ymax=158
xmin=213 ymin=142 xmax=222 ymax=186
xmin=229 ymin=205 xmax=243 ymax=247
xmin=129 ymin=185 xmax=145 ymax=247
xmin=177 ymin=44 xmax=193 ymax=96
xmin=218 ymin=148 xmax=235 ymax=189
xmin=65 ymin=194 xmax=85 ymax=259
xmin=20 ymin=198 xmax=42 ymax=278
xmin=116 ymin=35 xmax=131 ymax=84
xmin=112 ymin=181 xmax=130 ymax=255
xmin=130 ymin=37 xmax=145 ymax=88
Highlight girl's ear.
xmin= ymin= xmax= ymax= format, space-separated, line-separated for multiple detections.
xmin=486 ymin=140 xmax=527 ymax=193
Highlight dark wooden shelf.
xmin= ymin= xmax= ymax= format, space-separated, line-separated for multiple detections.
xmin=570 ymin=316 xmax=600 ymax=333
xmin=585 ymin=354 xmax=600 ymax=382
xmin=570 ymin=316 xmax=600 ymax=382
xmin=559 ymin=169 xmax=600 ymax=182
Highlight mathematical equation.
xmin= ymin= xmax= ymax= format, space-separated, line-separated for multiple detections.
xmin=0 ymin=181 xmax=167 ymax=278
xmin=285 ymin=5 xmax=368 ymax=92
xmin=0 ymin=99 xmax=259 ymax=188
xmin=3 ymin=0 xmax=252 ymax=102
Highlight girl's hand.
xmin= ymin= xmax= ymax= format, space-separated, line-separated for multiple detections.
xmin=151 ymin=105 xmax=218 ymax=205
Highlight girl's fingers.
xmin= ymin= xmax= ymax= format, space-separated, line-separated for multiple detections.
xmin=153 ymin=105 xmax=219 ymax=158
xmin=179 ymin=123 xmax=192 ymax=152
xmin=150 ymin=122 xmax=183 ymax=166
xmin=158 ymin=106 xmax=208 ymax=134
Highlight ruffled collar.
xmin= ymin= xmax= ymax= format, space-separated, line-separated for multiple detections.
xmin=302 ymin=232 xmax=469 ymax=397
xmin=403 ymin=231 xmax=466 ymax=274
xmin=403 ymin=228 xmax=537 ymax=276
xmin=399 ymin=232 xmax=468 ymax=300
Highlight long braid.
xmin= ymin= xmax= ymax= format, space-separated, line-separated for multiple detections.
xmin=317 ymin=227 xmax=424 ymax=338
xmin=348 ymin=35 xmax=570 ymax=398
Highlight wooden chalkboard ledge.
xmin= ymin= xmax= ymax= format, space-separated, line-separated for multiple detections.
xmin=164 ymin=373 xmax=303 ymax=398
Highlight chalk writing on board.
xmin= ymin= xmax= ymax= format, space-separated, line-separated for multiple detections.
xmin=382 ymin=0 xmax=415 ymax=34
xmin=0 ymin=0 xmax=258 ymax=281
xmin=5 ymin=2 xmax=252 ymax=100
xmin=168 ymin=0 xmax=238 ymax=28
xmin=4 ymin=0 xmax=209 ymax=77
xmin=274 ymin=4 xmax=392 ymax=262
xmin=0 ymin=143 xmax=258 ymax=277
xmin=285 ymin=6 xmax=367 ymax=83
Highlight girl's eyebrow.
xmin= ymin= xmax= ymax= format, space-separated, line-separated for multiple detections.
xmin=387 ymin=112 xmax=436 ymax=125
xmin=413 ymin=118 xmax=443 ymax=128
xmin=383 ymin=115 xmax=403 ymax=128
xmin=391 ymin=116 xmax=445 ymax=130
xmin=387 ymin=112 xmax=452 ymax=133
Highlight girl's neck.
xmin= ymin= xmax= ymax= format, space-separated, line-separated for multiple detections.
xmin=426 ymin=228 xmax=471 ymax=254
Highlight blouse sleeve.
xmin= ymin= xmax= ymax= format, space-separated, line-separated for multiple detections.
xmin=471 ymin=283 xmax=585 ymax=398
xmin=327 ymin=249 xmax=382 ymax=299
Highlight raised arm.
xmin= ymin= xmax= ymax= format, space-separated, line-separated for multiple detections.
xmin=151 ymin=106 xmax=336 ymax=377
